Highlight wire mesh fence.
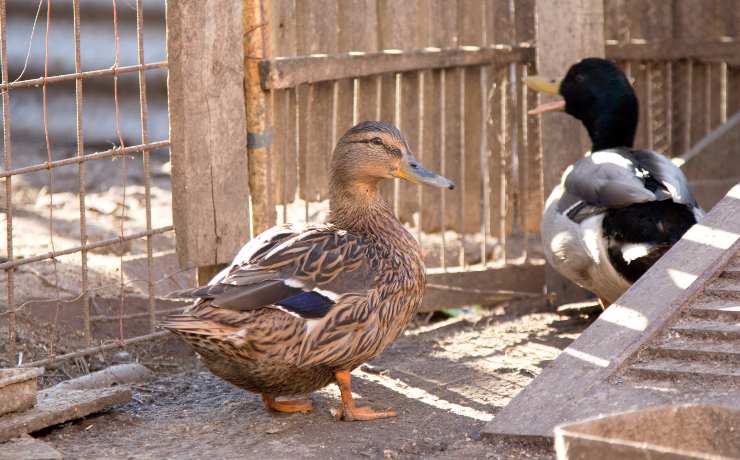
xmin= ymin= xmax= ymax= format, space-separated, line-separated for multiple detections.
xmin=0 ymin=0 xmax=184 ymax=370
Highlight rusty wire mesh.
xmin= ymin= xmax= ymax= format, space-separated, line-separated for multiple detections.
xmin=0 ymin=0 xmax=184 ymax=371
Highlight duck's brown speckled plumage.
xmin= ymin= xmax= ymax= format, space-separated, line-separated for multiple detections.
xmin=162 ymin=122 xmax=452 ymax=419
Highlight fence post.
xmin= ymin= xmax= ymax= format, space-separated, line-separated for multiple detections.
xmin=534 ymin=0 xmax=605 ymax=306
xmin=166 ymin=0 xmax=250 ymax=284
xmin=244 ymin=0 xmax=276 ymax=236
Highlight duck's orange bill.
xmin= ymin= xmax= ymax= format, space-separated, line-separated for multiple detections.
xmin=528 ymin=99 xmax=566 ymax=115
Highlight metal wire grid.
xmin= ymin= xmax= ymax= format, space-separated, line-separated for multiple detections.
xmin=1 ymin=0 xmax=173 ymax=367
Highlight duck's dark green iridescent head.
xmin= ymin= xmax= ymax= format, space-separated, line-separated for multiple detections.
xmin=526 ymin=58 xmax=639 ymax=152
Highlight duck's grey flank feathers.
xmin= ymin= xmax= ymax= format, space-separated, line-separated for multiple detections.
xmin=560 ymin=148 xmax=696 ymax=212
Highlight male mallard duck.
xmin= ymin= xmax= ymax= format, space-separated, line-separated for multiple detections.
xmin=162 ymin=121 xmax=454 ymax=421
xmin=525 ymin=58 xmax=703 ymax=306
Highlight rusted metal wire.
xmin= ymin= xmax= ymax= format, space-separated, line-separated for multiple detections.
xmin=1 ymin=0 xmax=17 ymax=360
xmin=41 ymin=0 xmax=63 ymax=357
xmin=0 ymin=226 xmax=174 ymax=270
xmin=135 ymin=0 xmax=156 ymax=334
xmin=0 ymin=141 xmax=170 ymax=179
xmin=20 ymin=331 xmax=171 ymax=369
xmin=0 ymin=62 xmax=167 ymax=90
xmin=72 ymin=0 xmax=91 ymax=348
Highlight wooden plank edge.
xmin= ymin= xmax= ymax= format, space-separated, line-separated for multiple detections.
xmin=260 ymin=45 xmax=535 ymax=89
xmin=0 ymin=386 xmax=131 ymax=443
xmin=0 ymin=434 xmax=63 ymax=460
xmin=482 ymin=184 xmax=740 ymax=440
xmin=605 ymin=39 xmax=740 ymax=62
xmin=420 ymin=261 xmax=545 ymax=312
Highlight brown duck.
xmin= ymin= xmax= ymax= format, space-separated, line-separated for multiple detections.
xmin=162 ymin=121 xmax=454 ymax=421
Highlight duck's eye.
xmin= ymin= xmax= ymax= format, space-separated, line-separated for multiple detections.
xmin=370 ymin=137 xmax=384 ymax=146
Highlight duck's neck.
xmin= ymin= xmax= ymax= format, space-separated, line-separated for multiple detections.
xmin=583 ymin=97 xmax=638 ymax=152
xmin=328 ymin=177 xmax=402 ymax=238
xmin=588 ymin=116 xmax=637 ymax=151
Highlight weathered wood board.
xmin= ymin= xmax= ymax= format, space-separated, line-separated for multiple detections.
xmin=0 ymin=387 xmax=131 ymax=443
xmin=167 ymin=0 xmax=250 ymax=268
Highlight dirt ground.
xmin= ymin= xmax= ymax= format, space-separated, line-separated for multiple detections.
xmin=35 ymin=310 xmax=590 ymax=459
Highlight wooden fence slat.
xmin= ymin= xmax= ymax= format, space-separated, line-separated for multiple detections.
xmin=296 ymin=0 xmax=338 ymax=203
xmin=458 ymin=0 xmax=484 ymax=236
xmin=337 ymin=0 xmax=377 ymax=138
xmin=270 ymin=0 xmax=297 ymax=207
xmin=420 ymin=0 xmax=458 ymax=246
xmin=167 ymin=0 xmax=250 ymax=267
xmin=375 ymin=1 xmax=419 ymax=215
xmin=534 ymin=0 xmax=604 ymax=304
xmin=524 ymin=62 xmax=543 ymax=235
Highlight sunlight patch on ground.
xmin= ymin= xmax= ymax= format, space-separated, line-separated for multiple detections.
xmin=355 ymin=370 xmax=494 ymax=422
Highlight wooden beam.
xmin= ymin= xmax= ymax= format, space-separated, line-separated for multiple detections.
xmin=259 ymin=46 xmax=535 ymax=90
xmin=245 ymin=0 xmax=277 ymax=235
xmin=420 ymin=262 xmax=546 ymax=312
xmin=534 ymin=0 xmax=605 ymax=306
xmin=678 ymin=110 xmax=740 ymax=210
xmin=605 ymin=39 xmax=740 ymax=63
xmin=166 ymin=0 xmax=250 ymax=268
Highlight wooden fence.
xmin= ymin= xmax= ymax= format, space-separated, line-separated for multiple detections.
xmin=170 ymin=0 xmax=740 ymax=310
xmin=4 ymin=0 xmax=739 ymax=367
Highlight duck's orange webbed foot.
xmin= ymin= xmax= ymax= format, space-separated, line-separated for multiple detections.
xmin=261 ymin=394 xmax=313 ymax=414
xmin=334 ymin=370 xmax=397 ymax=422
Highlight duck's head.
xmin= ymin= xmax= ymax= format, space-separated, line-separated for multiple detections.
xmin=330 ymin=121 xmax=455 ymax=192
xmin=525 ymin=57 xmax=638 ymax=151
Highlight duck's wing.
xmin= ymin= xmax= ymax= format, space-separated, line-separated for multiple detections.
xmin=169 ymin=226 xmax=375 ymax=321
xmin=629 ymin=149 xmax=699 ymax=207
xmin=560 ymin=148 xmax=699 ymax=216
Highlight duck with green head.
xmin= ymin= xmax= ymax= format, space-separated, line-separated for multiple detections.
xmin=526 ymin=58 xmax=703 ymax=307
xmin=162 ymin=121 xmax=454 ymax=421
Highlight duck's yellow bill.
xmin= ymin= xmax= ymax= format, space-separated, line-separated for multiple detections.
xmin=525 ymin=75 xmax=565 ymax=115
xmin=528 ymin=99 xmax=566 ymax=115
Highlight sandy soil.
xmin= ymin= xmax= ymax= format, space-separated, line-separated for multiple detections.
xmin=37 ymin=310 xmax=591 ymax=459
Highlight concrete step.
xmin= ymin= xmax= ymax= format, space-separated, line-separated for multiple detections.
xmin=705 ymin=278 xmax=740 ymax=298
xmin=671 ymin=319 xmax=740 ymax=340
xmin=646 ymin=336 xmax=740 ymax=364
xmin=630 ymin=357 xmax=740 ymax=383
xmin=688 ymin=297 xmax=740 ymax=321
xmin=722 ymin=255 xmax=740 ymax=273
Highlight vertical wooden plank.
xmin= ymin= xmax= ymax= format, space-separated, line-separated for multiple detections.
xmin=440 ymin=3 xmax=462 ymax=245
xmin=245 ymin=0 xmax=276 ymax=234
xmin=337 ymin=0 xmax=377 ymax=135
xmin=296 ymin=0 xmax=338 ymax=202
xmin=458 ymin=0 xmax=484 ymax=235
xmin=420 ymin=0 xmax=458 ymax=236
xmin=524 ymin=62 xmax=543 ymax=235
xmin=674 ymin=0 xmax=710 ymax=151
xmin=167 ymin=0 xmax=250 ymax=268
xmin=376 ymin=1 xmax=419 ymax=217
xmin=337 ymin=0 xmax=378 ymax=126
xmin=534 ymin=0 xmax=604 ymax=304
xmin=270 ymin=0 xmax=297 ymax=206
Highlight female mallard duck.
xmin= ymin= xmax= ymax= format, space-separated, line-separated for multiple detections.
xmin=525 ymin=58 xmax=703 ymax=306
xmin=162 ymin=121 xmax=454 ymax=421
